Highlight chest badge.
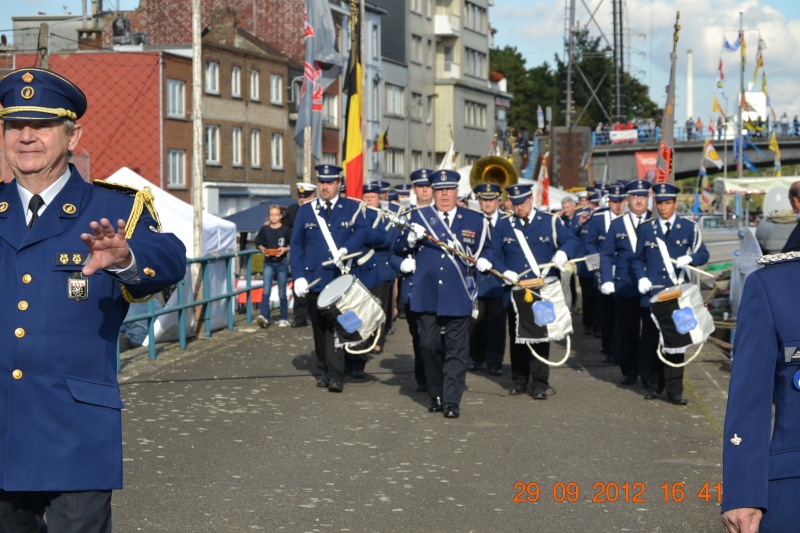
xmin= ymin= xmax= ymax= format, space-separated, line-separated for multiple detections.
xmin=68 ymin=272 xmax=89 ymax=301
xmin=62 ymin=203 xmax=77 ymax=214
xmin=0 ymin=202 xmax=8 ymax=212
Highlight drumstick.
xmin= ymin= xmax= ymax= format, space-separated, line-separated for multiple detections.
xmin=669 ymin=258 xmax=715 ymax=278
xmin=537 ymin=256 xmax=587 ymax=270
xmin=306 ymin=277 xmax=322 ymax=291
xmin=321 ymin=251 xmax=363 ymax=266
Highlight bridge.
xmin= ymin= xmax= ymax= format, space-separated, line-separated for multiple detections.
xmin=546 ymin=127 xmax=800 ymax=187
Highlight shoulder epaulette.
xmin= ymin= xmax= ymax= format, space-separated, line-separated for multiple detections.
xmin=92 ymin=179 xmax=139 ymax=196
xmin=590 ymin=210 xmax=605 ymax=218
xmin=594 ymin=207 xmax=609 ymax=214
xmin=642 ymin=217 xmax=656 ymax=224
xmin=756 ymin=251 xmax=800 ymax=266
xmin=500 ymin=212 xmax=514 ymax=220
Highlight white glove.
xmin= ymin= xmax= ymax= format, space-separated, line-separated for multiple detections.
xmin=502 ymin=270 xmax=519 ymax=284
xmin=400 ymin=257 xmax=416 ymax=274
xmin=407 ymin=223 xmax=426 ymax=246
xmin=293 ymin=277 xmax=309 ymax=298
xmin=476 ymin=258 xmax=492 ymax=273
xmin=675 ymin=255 xmax=692 ymax=268
xmin=600 ymin=281 xmax=615 ymax=295
xmin=638 ymin=278 xmax=653 ymax=295
xmin=333 ymin=247 xmax=349 ymax=270
xmin=552 ymin=250 xmax=568 ymax=271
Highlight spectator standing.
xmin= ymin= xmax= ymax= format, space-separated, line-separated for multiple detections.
xmin=695 ymin=117 xmax=704 ymax=140
xmin=255 ymin=205 xmax=292 ymax=327
xmin=717 ymin=116 xmax=725 ymax=140
xmin=780 ymin=112 xmax=790 ymax=136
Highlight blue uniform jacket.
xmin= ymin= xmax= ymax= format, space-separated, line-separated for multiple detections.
xmin=373 ymin=214 xmax=400 ymax=284
xmin=571 ymin=213 xmax=593 ymax=279
xmin=599 ymin=212 xmax=650 ymax=299
xmin=389 ymin=252 xmax=411 ymax=305
xmin=491 ymin=210 xmax=580 ymax=307
xmin=393 ymin=206 xmax=491 ymax=316
xmin=350 ymin=208 xmax=386 ymax=290
xmin=0 ymin=168 xmax=186 ymax=491
xmin=722 ymin=258 xmax=800 ymax=516
xmin=290 ymin=198 xmax=368 ymax=293
xmin=631 ymin=216 xmax=709 ymax=299
xmin=476 ymin=215 xmax=504 ymax=298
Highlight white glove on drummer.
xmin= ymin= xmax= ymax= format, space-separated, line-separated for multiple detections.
xmin=502 ymin=270 xmax=519 ymax=285
xmin=400 ymin=257 xmax=416 ymax=274
xmin=294 ymin=277 xmax=309 ymax=298
xmin=638 ymin=277 xmax=653 ymax=295
xmin=407 ymin=223 xmax=427 ymax=246
xmin=600 ymin=281 xmax=615 ymax=295
xmin=333 ymin=247 xmax=348 ymax=270
xmin=476 ymin=258 xmax=492 ymax=273
xmin=552 ymin=250 xmax=568 ymax=272
xmin=675 ymin=255 xmax=692 ymax=268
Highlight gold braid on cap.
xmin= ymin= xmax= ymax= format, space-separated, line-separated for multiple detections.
xmin=0 ymin=106 xmax=77 ymax=120
xmin=93 ymin=181 xmax=163 ymax=303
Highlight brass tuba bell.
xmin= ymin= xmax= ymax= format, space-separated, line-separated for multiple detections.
xmin=469 ymin=155 xmax=518 ymax=193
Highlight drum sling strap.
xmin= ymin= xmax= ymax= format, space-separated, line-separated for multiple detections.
xmin=313 ymin=201 xmax=352 ymax=274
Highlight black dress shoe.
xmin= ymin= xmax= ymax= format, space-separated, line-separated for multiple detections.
xmin=371 ymin=346 xmax=383 ymax=355
xmin=351 ymin=369 xmax=366 ymax=379
xmin=643 ymin=389 xmax=657 ymax=400
xmin=469 ymin=363 xmax=482 ymax=371
xmin=316 ymin=376 xmax=329 ymax=388
xmin=669 ymin=396 xmax=688 ymax=405
xmin=327 ymin=380 xmax=344 ymax=393
xmin=489 ymin=366 xmax=503 ymax=376
xmin=428 ymin=397 xmax=443 ymax=413
xmin=620 ymin=376 xmax=637 ymax=385
xmin=443 ymin=403 xmax=460 ymax=418
xmin=656 ymin=382 xmax=666 ymax=394
xmin=532 ymin=392 xmax=547 ymax=400
xmin=416 ymin=384 xmax=429 ymax=392
xmin=291 ymin=321 xmax=308 ymax=328
xmin=508 ymin=383 xmax=527 ymax=395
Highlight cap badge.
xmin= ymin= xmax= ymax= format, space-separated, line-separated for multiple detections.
xmin=22 ymin=72 xmax=34 ymax=83
xmin=298 ymin=187 xmax=306 ymax=193
xmin=21 ymin=86 xmax=34 ymax=100
xmin=440 ymin=175 xmax=446 ymax=181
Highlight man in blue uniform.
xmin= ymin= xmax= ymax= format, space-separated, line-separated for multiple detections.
xmin=491 ymin=184 xmax=580 ymax=399
xmin=394 ymin=169 xmax=493 ymax=418
xmin=599 ymin=179 xmax=651 ymax=381
xmin=285 ymin=183 xmax=317 ymax=328
xmin=290 ymin=164 xmax=369 ymax=393
xmin=632 ymin=182 xmax=709 ymax=404
xmin=469 ymin=182 xmax=506 ymax=376
xmin=0 ymin=67 xmax=186 ymax=531
xmin=721 ymin=252 xmax=800 ymax=532
xmin=392 ymin=168 xmax=434 ymax=393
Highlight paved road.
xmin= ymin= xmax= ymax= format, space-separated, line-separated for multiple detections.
xmin=113 ymin=310 xmax=731 ymax=532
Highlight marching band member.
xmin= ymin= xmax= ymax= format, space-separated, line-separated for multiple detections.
xmin=631 ymin=182 xmax=709 ymax=405
xmin=491 ymin=184 xmax=580 ymax=399
xmin=599 ymin=179 xmax=651 ymax=382
xmin=285 ymin=183 xmax=317 ymax=328
xmin=469 ymin=182 xmax=506 ymax=376
xmin=392 ymin=169 xmax=435 ymax=393
xmin=572 ymin=204 xmax=595 ymax=336
xmin=394 ymin=170 xmax=493 ymax=418
xmin=290 ymin=164 xmax=369 ymax=393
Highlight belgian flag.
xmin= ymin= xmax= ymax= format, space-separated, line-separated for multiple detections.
xmin=342 ymin=5 xmax=363 ymax=199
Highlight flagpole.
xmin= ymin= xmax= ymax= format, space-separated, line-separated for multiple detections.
xmin=304 ymin=127 xmax=312 ymax=181
xmin=737 ymin=11 xmax=744 ymax=180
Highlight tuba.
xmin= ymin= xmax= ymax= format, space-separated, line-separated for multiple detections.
xmin=469 ymin=155 xmax=518 ymax=193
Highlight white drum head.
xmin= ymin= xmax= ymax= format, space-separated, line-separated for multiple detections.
xmin=317 ymin=274 xmax=355 ymax=308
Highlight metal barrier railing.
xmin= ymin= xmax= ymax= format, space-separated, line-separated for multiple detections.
xmin=117 ymin=248 xmax=264 ymax=371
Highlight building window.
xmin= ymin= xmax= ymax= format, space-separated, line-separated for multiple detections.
xmin=371 ymin=24 xmax=379 ymax=60
xmin=464 ymin=155 xmax=480 ymax=166
xmin=465 ymin=101 xmax=487 ymax=128
xmin=410 ymin=0 xmax=421 ymax=13
xmin=322 ymin=93 xmax=338 ymax=127
xmin=426 ymin=39 xmax=433 ymax=67
xmin=411 ymin=34 xmax=422 ymax=63
xmin=232 ymin=127 xmax=242 ymax=167
xmin=385 ymin=84 xmax=404 ymax=117
xmin=384 ymin=148 xmax=404 ymax=176
xmin=270 ymin=74 xmax=283 ymax=105
xmin=426 ymin=0 xmax=432 ymax=17
xmin=370 ymin=81 xmax=380 ymax=122
xmin=464 ymin=2 xmax=488 ymax=33
xmin=167 ymin=149 xmax=186 ymax=187
xmin=166 ymin=79 xmax=185 ymax=118
xmin=231 ymin=66 xmax=241 ymax=98
xmin=443 ymin=46 xmax=454 ymax=72
xmin=465 ymin=48 xmax=487 ymax=78
xmin=411 ymin=150 xmax=423 ymax=170
xmin=251 ymin=129 xmax=261 ymax=168
xmin=205 ymin=125 xmax=220 ymax=164
xmin=271 ymin=133 xmax=284 ymax=170
xmin=321 ymin=153 xmax=337 ymax=166
xmin=205 ymin=61 xmax=219 ymax=94
xmin=250 ymin=69 xmax=260 ymax=101
xmin=411 ymin=92 xmax=423 ymax=121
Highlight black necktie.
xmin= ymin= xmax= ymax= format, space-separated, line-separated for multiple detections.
xmin=28 ymin=194 xmax=45 ymax=229
xmin=664 ymin=221 xmax=671 ymax=238
xmin=325 ymin=201 xmax=332 ymax=217
xmin=636 ymin=215 xmax=642 ymax=227
xmin=442 ymin=211 xmax=450 ymax=227
xmin=521 ymin=217 xmax=528 ymax=228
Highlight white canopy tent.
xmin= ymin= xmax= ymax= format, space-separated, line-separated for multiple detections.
xmin=106 ymin=167 xmax=238 ymax=342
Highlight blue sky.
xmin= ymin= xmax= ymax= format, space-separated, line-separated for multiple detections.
xmin=3 ymin=0 xmax=799 ymax=124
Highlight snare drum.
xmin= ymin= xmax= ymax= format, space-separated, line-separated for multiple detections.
xmin=649 ymin=283 xmax=714 ymax=354
xmin=317 ymin=274 xmax=386 ymax=348
xmin=511 ymin=276 xmax=573 ymax=344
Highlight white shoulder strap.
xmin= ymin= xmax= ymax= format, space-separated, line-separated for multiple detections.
xmin=622 ymin=214 xmax=638 ymax=252
xmin=313 ymin=201 xmax=340 ymax=259
xmin=514 ymin=226 xmax=542 ymax=278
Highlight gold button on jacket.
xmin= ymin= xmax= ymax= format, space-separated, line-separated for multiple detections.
xmin=14 ymin=328 xmax=25 ymax=338
xmin=12 ymin=370 xmax=23 ymax=380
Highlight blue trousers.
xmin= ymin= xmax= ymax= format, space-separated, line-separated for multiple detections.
xmin=262 ymin=259 xmax=289 ymax=320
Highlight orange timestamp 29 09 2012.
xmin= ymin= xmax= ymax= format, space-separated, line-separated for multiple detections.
xmin=513 ymin=481 xmax=722 ymax=503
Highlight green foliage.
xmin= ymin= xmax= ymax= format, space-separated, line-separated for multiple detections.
xmin=490 ymin=29 xmax=663 ymax=131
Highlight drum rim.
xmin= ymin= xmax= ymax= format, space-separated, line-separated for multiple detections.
xmin=317 ymin=274 xmax=356 ymax=308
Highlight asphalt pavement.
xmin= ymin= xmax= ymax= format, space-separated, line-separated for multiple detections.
xmin=113 ymin=308 xmax=731 ymax=533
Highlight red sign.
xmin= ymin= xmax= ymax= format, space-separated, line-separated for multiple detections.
xmin=634 ymin=151 xmax=658 ymax=179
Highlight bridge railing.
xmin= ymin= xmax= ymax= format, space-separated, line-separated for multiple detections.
xmin=592 ymin=124 xmax=800 ymax=147
xmin=117 ymin=249 xmax=265 ymax=370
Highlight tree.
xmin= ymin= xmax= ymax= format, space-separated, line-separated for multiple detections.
xmin=490 ymin=45 xmax=556 ymax=133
